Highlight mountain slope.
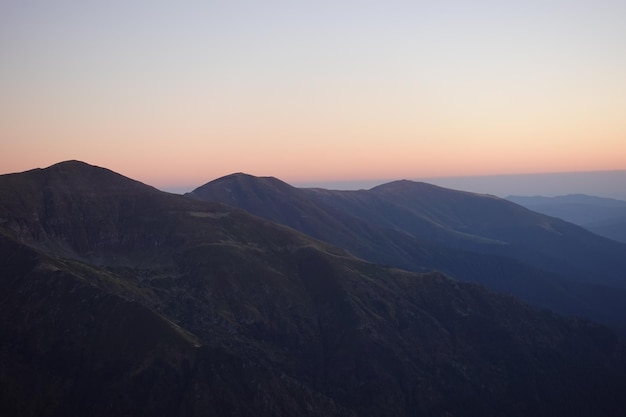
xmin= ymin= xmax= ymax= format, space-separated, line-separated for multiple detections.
xmin=2 ymin=161 xmax=626 ymax=416
xmin=314 ymin=180 xmax=626 ymax=287
xmin=507 ymin=194 xmax=626 ymax=243
xmin=0 ymin=235 xmax=347 ymax=417
xmin=584 ymin=216 xmax=626 ymax=244
xmin=189 ymin=174 xmax=626 ymax=330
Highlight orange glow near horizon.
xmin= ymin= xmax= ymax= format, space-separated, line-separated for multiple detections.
xmin=2 ymin=118 xmax=626 ymax=189
xmin=2 ymin=2 xmax=626 ymax=189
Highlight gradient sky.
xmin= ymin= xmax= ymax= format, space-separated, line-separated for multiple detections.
xmin=2 ymin=1 xmax=625 ymax=190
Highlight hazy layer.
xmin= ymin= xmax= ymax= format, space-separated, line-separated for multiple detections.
xmin=156 ymin=170 xmax=626 ymax=201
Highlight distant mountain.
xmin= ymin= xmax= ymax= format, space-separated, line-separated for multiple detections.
xmin=584 ymin=216 xmax=626 ymax=244
xmin=3 ymin=161 xmax=626 ymax=416
xmin=507 ymin=194 xmax=626 ymax=243
xmin=190 ymin=174 xmax=626 ymax=331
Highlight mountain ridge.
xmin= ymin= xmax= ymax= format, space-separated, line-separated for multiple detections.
xmin=190 ymin=172 xmax=626 ymax=332
xmin=3 ymin=161 xmax=626 ymax=416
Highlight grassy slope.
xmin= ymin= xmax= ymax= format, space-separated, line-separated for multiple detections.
xmin=2 ymin=162 xmax=626 ymax=416
xmin=190 ymin=174 xmax=626 ymax=330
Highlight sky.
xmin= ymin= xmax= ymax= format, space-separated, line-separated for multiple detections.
xmin=2 ymin=1 xmax=626 ymax=194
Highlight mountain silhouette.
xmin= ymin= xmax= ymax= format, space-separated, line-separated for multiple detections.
xmin=190 ymin=173 xmax=626 ymax=331
xmin=2 ymin=161 xmax=626 ymax=416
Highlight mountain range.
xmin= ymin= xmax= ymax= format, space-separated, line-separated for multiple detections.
xmin=189 ymin=173 xmax=626 ymax=332
xmin=2 ymin=161 xmax=626 ymax=416
xmin=507 ymin=194 xmax=626 ymax=243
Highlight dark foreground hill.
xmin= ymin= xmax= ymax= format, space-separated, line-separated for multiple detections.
xmin=2 ymin=161 xmax=626 ymax=416
xmin=189 ymin=174 xmax=626 ymax=331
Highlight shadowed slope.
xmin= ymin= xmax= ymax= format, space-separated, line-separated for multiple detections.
xmin=190 ymin=174 xmax=626 ymax=331
xmin=316 ymin=180 xmax=626 ymax=287
xmin=508 ymin=194 xmax=626 ymax=243
xmin=2 ymin=161 xmax=626 ymax=416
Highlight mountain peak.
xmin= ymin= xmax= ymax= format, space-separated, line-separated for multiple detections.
xmin=370 ymin=179 xmax=444 ymax=194
xmin=190 ymin=172 xmax=296 ymax=203
xmin=36 ymin=160 xmax=112 ymax=176
xmin=33 ymin=160 xmax=156 ymax=193
xmin=211 ymin=172 xmax=287 ymax=187
xmin=213 ymin=172 xmax=285 ymax=184
xmin=48 ymin=159 xmax=93 ymax=168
